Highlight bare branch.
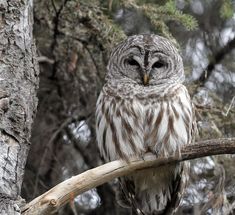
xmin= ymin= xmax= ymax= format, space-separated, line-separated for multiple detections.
xmin=196 ymin=37 xmax=235 ymax=84
xmin=22 ymin=138 xmax=235 ymax=215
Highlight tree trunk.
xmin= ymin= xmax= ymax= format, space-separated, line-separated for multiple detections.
xmin=0 ymin=0 xmax=39 ymax=213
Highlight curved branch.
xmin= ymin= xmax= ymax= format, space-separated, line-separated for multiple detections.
xmin=22 ymin=138 xmax=235 ymax=215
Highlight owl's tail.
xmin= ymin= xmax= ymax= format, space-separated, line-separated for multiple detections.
xmin=117 ymin=162 xmax=189 ymax=215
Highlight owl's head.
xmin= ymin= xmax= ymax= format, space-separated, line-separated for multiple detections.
xmin=106 ymin=34 xmax=184 ymax=87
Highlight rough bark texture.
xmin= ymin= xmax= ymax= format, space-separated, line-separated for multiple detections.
xmin=0 ymin=0 xmax=39 ymax=214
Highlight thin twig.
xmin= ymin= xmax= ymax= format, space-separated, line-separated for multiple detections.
xmin=33 ymin=117 xmax=73 ymax=196
xmin=196 ymin=37 xmax=235 ymax=84
xmin=33 ymin=115 xmax=89 ymax=196
xmin=222 ymin=96 xmax=235 ymax=117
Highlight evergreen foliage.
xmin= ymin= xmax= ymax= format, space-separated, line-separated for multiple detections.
xmin=79 ymin=0 xmax=199 ymax=46
xmin=220 ymin=0 xmax=234 ymax=19
xmin=100 ymin=0 xmax=198 ymax=42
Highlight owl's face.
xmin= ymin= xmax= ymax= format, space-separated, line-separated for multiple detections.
xmin=107 ymin=34 xmax=184 ymax=87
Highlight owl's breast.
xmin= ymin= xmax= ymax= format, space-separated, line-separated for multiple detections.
xmin=96 ymin=84 xmax=194 ymax=161
xmin=96 ymin=89 xmax=147 ymax=161
xmin=141 ymin=86 xmax=193 ymax=156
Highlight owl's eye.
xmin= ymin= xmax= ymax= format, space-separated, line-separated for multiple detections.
xmin=152 ymin=61 xmax=165 ymax=69
xmin=126 ymin=58 xmax=140 ymax=67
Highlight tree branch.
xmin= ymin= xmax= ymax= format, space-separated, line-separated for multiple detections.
xmin=22 ymin=138 xmax=235 ymax=215
xmin=196 ymin=37 xmax=235 ymax=84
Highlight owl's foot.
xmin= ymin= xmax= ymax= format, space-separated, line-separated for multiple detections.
xmin=141 ymin=150 xmax=159 ymax=162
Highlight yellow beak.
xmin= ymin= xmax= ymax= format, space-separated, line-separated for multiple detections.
xmin=143 ymin=74 xmax=149 ymax=85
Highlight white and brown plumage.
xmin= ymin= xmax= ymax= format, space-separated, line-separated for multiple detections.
xmin=96 ymin=34 xmax=196 ymax=214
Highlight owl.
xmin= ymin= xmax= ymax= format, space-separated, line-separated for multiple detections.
xmin=96 ymin=34 xmax=196 ymax=214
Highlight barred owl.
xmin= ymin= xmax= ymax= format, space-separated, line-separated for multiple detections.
xmin=96 ymin=34 xmax=196 ymax=214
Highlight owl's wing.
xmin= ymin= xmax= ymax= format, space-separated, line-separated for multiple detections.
xmin=161 ymin=162 xmax=189 ymax=215
xmin=163 ymin=102 xmax=197 ymax=215
xmin=116 ymin=177 xmax=145 ymax=215
xmin=116 ymin=178 xmax=133 ymax=208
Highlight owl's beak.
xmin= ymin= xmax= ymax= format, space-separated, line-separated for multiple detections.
xmin=143 ymin=73 xmax=150 ymax=85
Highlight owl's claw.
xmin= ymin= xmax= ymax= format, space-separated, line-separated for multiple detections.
xmin=141 ymin=150 xmax=159 ymax=161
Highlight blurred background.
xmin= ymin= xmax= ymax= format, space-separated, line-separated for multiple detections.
xmin=22 ymin=0 xmax=235 ymax=214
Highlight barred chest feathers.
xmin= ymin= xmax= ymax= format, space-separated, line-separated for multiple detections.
xmin=96 ymin=83 xmax=193 ymax=162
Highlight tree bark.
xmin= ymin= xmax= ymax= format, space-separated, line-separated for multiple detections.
xmin=0 ymin=0 xmax=39 ymax=214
